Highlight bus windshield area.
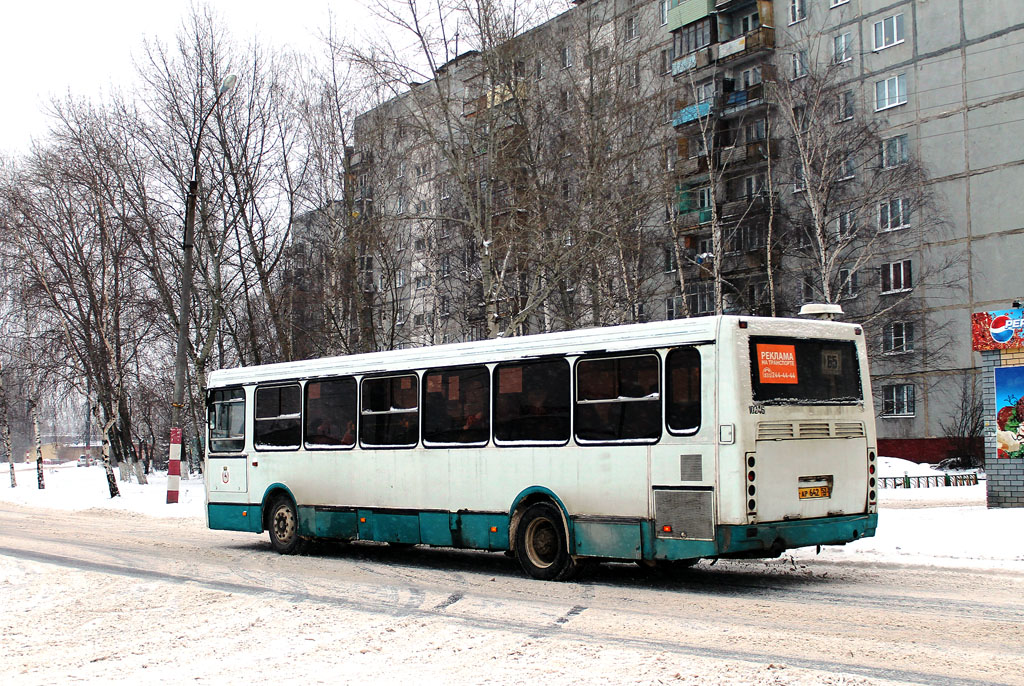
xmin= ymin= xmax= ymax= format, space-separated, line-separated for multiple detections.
xmin=749 ymin=337 xmax=862 ymax=405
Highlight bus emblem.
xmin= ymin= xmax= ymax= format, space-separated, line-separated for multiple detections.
xmin=222 ymin=466 xmax=230 ymax=484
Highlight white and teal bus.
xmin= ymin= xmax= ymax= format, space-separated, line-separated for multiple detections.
xmin=205 ymin=316 xmax=878 ymax=580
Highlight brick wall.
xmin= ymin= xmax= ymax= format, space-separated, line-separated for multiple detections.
xmin=984 ymin=350 xmax=1024 ymax=508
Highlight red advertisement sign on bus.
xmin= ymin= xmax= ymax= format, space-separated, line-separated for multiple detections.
xmin=756 ymin=344 xmax=799 ymax=384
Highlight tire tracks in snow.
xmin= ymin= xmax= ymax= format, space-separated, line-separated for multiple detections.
xmin=0 ymin=543 xmax=1005 ymax=686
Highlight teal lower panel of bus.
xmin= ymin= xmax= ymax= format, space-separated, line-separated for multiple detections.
xmin=208 ymin=503 xmax=263 ymax=533
xmin=716 ymin=513 xmax=878 ymax=557
xmin=573 ymin=520 xmax=643 ymax=560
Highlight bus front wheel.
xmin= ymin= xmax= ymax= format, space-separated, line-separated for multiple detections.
xmin=267 ymin=496 xmax=306 ymax=555
xmin=515 ymin=502 xmax=579 ymax=581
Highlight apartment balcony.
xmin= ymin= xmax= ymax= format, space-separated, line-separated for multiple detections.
xmin=673 ymin=101 xmax=713 ymax=127
xmin=718 ymin=139 xmax=777 ymax=168
xmin=671 ymin=47 xmax=715 ymax=77
xmin=720 ymin=84 xmax=765 ymax=117
xmin=717 ymin=27 xmax=775 ymax=63
xmin=667 ymin=0 xmax=715 ymax=33
xmin=675 ymin=206 xmax=714 ymax=228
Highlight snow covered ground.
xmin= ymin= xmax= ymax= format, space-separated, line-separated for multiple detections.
xmin=1 ymin=458 xmax=1021 ymax=686
xmin=0 ymin=456 xmax=1019 ymax=571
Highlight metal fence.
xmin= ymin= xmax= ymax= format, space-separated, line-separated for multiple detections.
xmin=878 ymin=474 xmax=979 ymax=489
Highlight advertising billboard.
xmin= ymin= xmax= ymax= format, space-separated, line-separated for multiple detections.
xmin=995 ymin=365 xmax=1024 ymax=459
xmin=971 ymin=308 xmax=1024 ymax=351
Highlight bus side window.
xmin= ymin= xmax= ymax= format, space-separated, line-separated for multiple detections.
xmin=666 ymin=347 xmax=701 ymax=435
xmin=575 ymin=354 xmax=661 ymax=443
xmin=494 ymin=359 xmax=570 ymax=445
xmin=255 ymin=384 xmax=301 ymax=450
xmin=360 ymin=374 xmax=418 ymax=448
xmin=305 ymin=377 xmax=357 ymax=449
xmin=209 ymin=388 xmax=245 ymax=453
xmin=423 ymin=366 xmax=489 ymax=446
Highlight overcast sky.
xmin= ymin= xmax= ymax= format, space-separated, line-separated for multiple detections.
xmin=0 ymin=0 xmax=368 ymax=155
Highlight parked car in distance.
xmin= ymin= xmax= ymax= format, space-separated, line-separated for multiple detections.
xmin=76 ymin=455 xmax=88 ymax=467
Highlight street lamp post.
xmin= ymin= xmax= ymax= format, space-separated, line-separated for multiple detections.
xmin=167 ymin=73 xmax=237 ymax=504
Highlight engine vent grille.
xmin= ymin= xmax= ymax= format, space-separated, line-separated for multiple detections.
xmin=654 ymin=489 xmax=714 ymax=540
xmin=679 ymin=454 xmax=703 ymax=481
xmin=757 ymin=421 xmax=865 ymax=440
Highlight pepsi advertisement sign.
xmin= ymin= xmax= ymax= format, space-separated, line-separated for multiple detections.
xmin=972 ymin=309 xmax=1024 ymax=351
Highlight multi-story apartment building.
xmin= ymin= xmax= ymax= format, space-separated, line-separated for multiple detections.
xmin=313 ymin=0 xmax=1023 ymax=462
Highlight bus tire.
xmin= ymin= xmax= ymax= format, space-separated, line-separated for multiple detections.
xmin=515 ymin=502 xmax=579 ymax=581
xmin=267 ymin=495 xmax=306 ymax=555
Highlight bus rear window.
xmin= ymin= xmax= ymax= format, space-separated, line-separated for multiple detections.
xmin=749 ymin=337 xmax=862 ymax=404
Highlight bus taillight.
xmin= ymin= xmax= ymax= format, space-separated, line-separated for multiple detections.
xmin=867 ymin=450 xmax=877 ymax=508
xmin=746 ymin=453 xmax=757 ymax=517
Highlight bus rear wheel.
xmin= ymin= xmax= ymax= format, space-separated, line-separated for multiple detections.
xmin=515 ymin=502 xmax=579 ymax=581
xmin=268 ymin=496 xmax=306 ymax=555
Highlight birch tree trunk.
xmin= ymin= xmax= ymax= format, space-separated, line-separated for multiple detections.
xmin=29 ymin=398 xmax=44 ymax=490
xmin=0 ymin=362 xmax=15 ymax=488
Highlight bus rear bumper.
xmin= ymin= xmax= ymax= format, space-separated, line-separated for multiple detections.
xmin=715 ymin=513 xmax=878 ymax=558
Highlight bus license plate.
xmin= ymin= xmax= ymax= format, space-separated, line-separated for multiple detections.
xmin=798 ymin=485 xmax=830 ymax=499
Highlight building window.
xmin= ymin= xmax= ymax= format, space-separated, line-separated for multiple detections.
xmin=535 ymin=59 xmax=545 ymax=80
xmin=666 ymin=294 xmax=683 ymax=320
xmin=830 ymin=0 xmax=850 ymax=7
xmin=839 ymin=153 xmax=856 ymax=180
xmin=686 ymin=281 xmax=714 ymax=315
xmin=560 ymin=89 xmax=570 ymax=112
xmin=836 ymin=210 xmax=858 ymax=238
xmin=875 ymin=74 xmax=907 ymax=111
xmin=696 ymin=186 xmax=712 ymax=209
xmin=881 ymin=134 xmax=910 ymax=168
xmin=659 ymin=0 xmax=669 ymax=26
xmin=740 ymin=11 xmax=759 ymax=34
xmin=838 ymin=90 xmax=855 ymax=120
xmin=745 ymin=119 xmax=766 ymax=142
xmin=676 ymin=18 xmax=711 ymax=56
xmin=881 ymin=259 xmax=913 ymax=293
xmin=838 ymin=268 xmax=858 ymax=298
xmin=560 ymin=44 xmax=572 ymax=69
xmin=833 ymin=32 xmax=852 ymax=63
xmin=664 ymin=246 xmax=678 ymax=273
xmin=801 ymin=275 xmax=816 ymax=302
xmin=791 ymin=50 xmax=808 ymax=79
xmin=415 ymin=275 xmax=431 ymax=290
xmin=883 ymin=321 xmax=915 ymax=353
xmin=873 ymin=14 xmax=905 ymax=51
xmin=741 ymin=66 xmax=762 ymax=89
xmin=882 ymin=384 xmax=915 ymax=416
xmin=789 ymin=0 xmax=806 ymax=25
xmin=879 ymin=198 xmax=911 ymax=231
xmin=625 ymin=14 xmax=638 ymax=41
xmin=793 ymin=162 xmax=806 ymax=192
xmin=744 ymin=173 xmax=765 ymax=198
xmin=632 ymin=61 xmax=641 ymax=88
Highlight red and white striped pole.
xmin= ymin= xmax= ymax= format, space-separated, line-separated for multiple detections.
xmin=166 ymin=427 xmax=182 ymax=504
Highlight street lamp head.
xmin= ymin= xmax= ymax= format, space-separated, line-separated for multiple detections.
xmin=219 ymin=73 xmax=238 ymax=96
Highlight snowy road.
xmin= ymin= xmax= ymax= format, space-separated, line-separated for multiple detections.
xmin=2 ymin=501 xmax=1021 ymax=685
